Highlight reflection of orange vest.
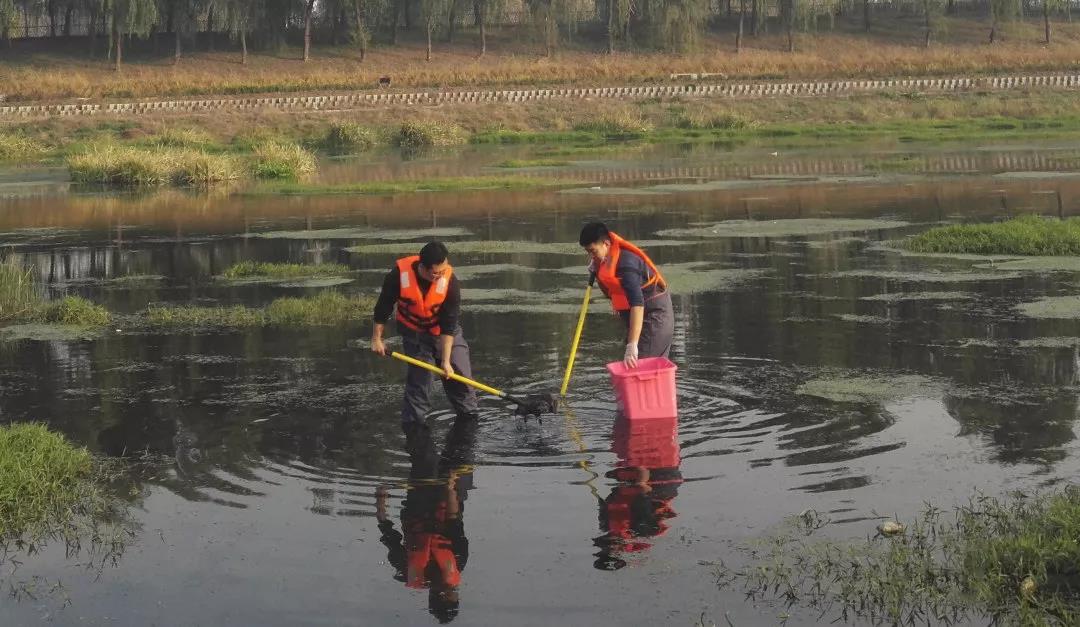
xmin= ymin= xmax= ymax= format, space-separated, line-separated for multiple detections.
xmin=595 ymin=233 xmax=666 ymax=312
xmin=405 ymin=500 xmax=462 ymax=589
xmin=406 ymin=533 xmax=462 ymax=589
xmin=395 ymin=256 xmax=453 ymax=335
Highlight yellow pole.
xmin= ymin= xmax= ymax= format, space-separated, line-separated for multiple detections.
xmin=390 ymin=351 xmax=506 ymax=398
xmin=560 ymin=278 xmax=593 ymax=397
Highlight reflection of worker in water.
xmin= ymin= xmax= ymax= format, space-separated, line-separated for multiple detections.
xmin=376 ymin=417 xmax=478 ymax=623
xmin=371 ymin=241 xmax=479 ymax=427
xmin=578 ymin=222 xmax=674 ymax=369
xmin=593 ymin=417 xmax=682 ymax=571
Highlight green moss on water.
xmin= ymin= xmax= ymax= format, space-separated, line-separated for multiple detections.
xmin=903 ymin=216 xmax=1080 ymax=256
xmin=1016 ymin=296 xmax=1080 ymax=319
xmin=661 ymin=263 xmax=770 ymax=293
xmin=348 ymin=240 xmax=584 ymax=255
xmin=825 ymin=269 xmax=1020 ymax=282
xmin=142 ymin=292 xmax=376 ymax=329
xmin=657 ymin=218 xmax=909 ymax=238
xmin=221 ymin=261 xmax=351 ymax=280
xmin=494 ymin=158 xmax=572 ymax=168
xmin=797 ymin=373 xmax=941 ymax=403
xmin=0 ymin=324 xmax=106 ymax=342
xmin=0 ymin=423 xmax=93 ymax=537
xmin=255 ymin=175 xmax=573 ymax=195
xmin=722 ymin=487 xmax=1080 ymax=626
xmin=973 ymin=257 xmax=1080 ymax=272
xmin=249 ymin=227 xmax=470 ymax=241
xmin=860 ymin=291 xmax=974 ymax=302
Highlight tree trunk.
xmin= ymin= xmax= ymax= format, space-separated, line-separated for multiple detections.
xmin=989 ymin=17 xmax=997 ymax=41
xmin=736 ymin=0 xmax=744 ymax=52
xmin=241 ymin=29 xmax=248 ymax=64
xmin=64 ymin=4 xmax=74 ymax=37
xmin=447 ymin=0 xmax=458 ymax=42
xmin=426 ymin=22 xmax=432 ymax=60
xmin=478 ymin=3 xmax=486 ymax=55
xmin=48 ymin=1 xmax=58 ymax=38
xmin=863 ymin=0 xmax=870 ymax=30
xmin=353 ymin=0 xmax=367 ymax=61
xmin=303 ymin=0 xmax=316 ymax=61
xmin=404 ymin=0 xmax=412 ymax=29
xmin=607 ymin=0 xmax=615 ymax=52
xmin=87 ymin=8 xmax=97 ymax=55
xmin=786 ymin=0 xmax=794 ymax=51
xmin=113 ymin=19 xmax=122 ymax=71
xmin=174 ymin=27 xmax=182 ymax=63
xmin=925 ymin=4 xmax=932 ymax=46
xmin=751 ymin=0 xmax=759 ymax=34
xmin=206 ymin=2 xmax=215 ymax=51
xmin=1044 ymin=0 xmax=1051 ymax=42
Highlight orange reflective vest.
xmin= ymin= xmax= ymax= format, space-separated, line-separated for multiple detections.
xmin=405 ymin=499 xmax=462 ymax=589
xmin=595 ymin=233 xmax=667 ymax=312
xmin=395 ymin=256 xmax=453 ymax=335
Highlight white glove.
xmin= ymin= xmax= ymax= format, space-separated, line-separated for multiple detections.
xmin=623 ymin=342 xmax=639 ymax=368
xmin=587 ymin=258 xmax=597 ymax=274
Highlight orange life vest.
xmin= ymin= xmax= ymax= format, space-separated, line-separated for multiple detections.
xmin=395 ymin=256 xmax=453 ymax=335
xmin=595 ymin=233 xmax=667 ymax=312
xmin=405 ymin=499 xmax=462 ymax=589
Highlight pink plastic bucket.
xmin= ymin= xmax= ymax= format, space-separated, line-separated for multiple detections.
xmin=606 ymin=357 xmax=678 ymax=420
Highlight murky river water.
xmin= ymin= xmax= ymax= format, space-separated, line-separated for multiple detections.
xmin=2 ymin=140 xmax=1080 ymax=625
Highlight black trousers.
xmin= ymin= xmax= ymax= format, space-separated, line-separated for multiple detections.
xmin=400 ymin=328 xmax=479 ymax=424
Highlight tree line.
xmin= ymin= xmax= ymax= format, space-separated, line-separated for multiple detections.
xmin=1 ymin=0 xmax=1075 ymax=69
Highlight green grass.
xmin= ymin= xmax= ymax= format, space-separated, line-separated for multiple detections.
xmin=142 ymin=292 xmax=375 ymax=328
xmin=0 ymin=259 xmax=43 ymax=322
xmin=323 ymin=123 xmax=380 ymax=154
xmin=0 ymin=133 xmax=46 ymax=162
xmin=250 ymin=141 xmax=318 ymax=180
xmin=903 ymin=216 xmax=1080 ymax=256
xmin=673 ymin=111 xmax=756 ymax=130
xmin=396 ymin=121 xmax=468 ymax=150
xmin=147 ymin=127 xmax=219 ymax=150
xmin=41 ymin=296 xmax=112 ymax=326
xmin=0 ymin=423 xmax=94 ymax=538
xmin=721 ymin=487 xmax=1080 ymax=625
xmin=573 ymin=112 xmax=655 ymax=139
xmin=221 ymin=261 xmax=351 ymax=280
xmin=259 ymin=175 xmax=572 ymax=195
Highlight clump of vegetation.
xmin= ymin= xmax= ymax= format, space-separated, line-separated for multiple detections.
xmin=323 ymin=123 xmax=380 ymax=153
xmin=41 ymin=296 xmax=111 ymax=326
xmin=67 ymin=145 xmax=240 ymax=186
xmin=396 ymin=121 xmax=468 ymax=149
xmin=0 ymin=423 xmax=94 ymax=537
xmin=347 ymin=240 xmax=583 ymax=255
xmin=67 ymin=145 xmax=172 ymax=186
xmin=221 ymin=261 xmax=351 ymax=280
xmin=903 ymin=216 xmax=1080 ymax=256
xmin=0 ymin=133 xmax=46 ymax=162
xmin=674 ymin=111 xmax=755 ymax=131
xmin=170 ymin=150 xmax=243 ymax=185
xmin=250 ymin=141 xmax=317 ymax=180
xmin=265 ymin=291 xmax=374 ymax=325
xmin=721 ymin=487 xmax=1080 ymax=625
xmin=148 ymin=127 xmax=217 ymax=150
xmin=143 ymin=303 xmax=265 ymax=328
xmin=0 ymin=260 xmax=43 ymax=322
xmin=573 ymin=111 xmax=655 ymax=138
xmin=142 ymin=292 xmax=375 ymax=328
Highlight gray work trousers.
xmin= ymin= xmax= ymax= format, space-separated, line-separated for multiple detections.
xmin=401 ymin=328 xmax=479 ymax=424
xmin=620 ymin=291 xmax=674 ymax=359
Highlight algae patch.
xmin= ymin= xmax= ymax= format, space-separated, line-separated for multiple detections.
xmin=349 ymin=240 xmax=583 ymax=255
xmin=860 ymin=291 xmax=974 ymax=302
xmin=1016 ymin=296 xmax=1080 ymax=319
xmin=797 ymin=373 xmax=943 ymax=404
xmin=823 ymin=270 xmax=1020 ymax=283
xmin=249 ymin=227 xmax=470 ymax=241
xmin=657 ymin=219 xmax=909 ymax=239
xmin=0 ymin=324 xmax=106 ymax=342
xmin=974 ymin=257 xmax=1080 ymax=272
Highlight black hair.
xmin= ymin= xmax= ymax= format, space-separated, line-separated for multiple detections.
xmin=579 ymin=222 xmax=611 ymax=247
xmin=419 ymin=241 xmax=449 ymax=267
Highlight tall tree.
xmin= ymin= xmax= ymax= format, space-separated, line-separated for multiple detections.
xmin=302 ymin=0 xmax=315 ymax=61
xmin=920 ymin=0 xmax=944 ymax=46
xmin=640 ymin=0 xmax=708 ymax=51
xmin=989 ymin=0 xmax=1017 ymax=41
xmin=735 ymin=0 xmax=744 ymax=52
xmin=419 ymin=0 xmax=448 ymax=59
xmin=0 ymin=0 xmax=14 ymax=47
xmin=473 ymin=0 xmax=503 ymax=55
xmin=107 ymin=0 xmax=159 ymax=70
xmin=224 ymin=0 xmax=258 ymax=63
xmin=1043 ymin=0 xmax=1064 ymax=42
xmin=604 ymin=0 xmax=629 ymax=52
